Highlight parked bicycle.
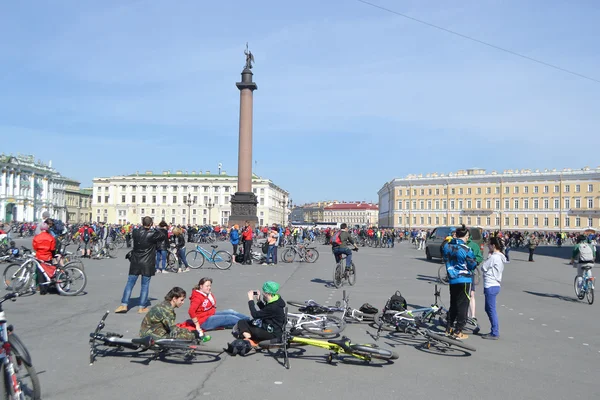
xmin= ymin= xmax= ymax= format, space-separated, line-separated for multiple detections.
xmin=258 ymin=307 xmax=398 ymax=369
xmin=287 ymin=290 xmax=374 ymax=324
xmin=574 ymin=266 xmax=595 ymax=304
xmin=333 ymin=248 xmax=358 ymax=288
xmin=0 ymin=292 xmax=41 ymax=399
xmin=89 ymin=311 xmax=221 ymax=364
xmin=373 ymin=285 xmax=476 ymax=353
xmin=186 ymin=245 xmax=232 ymax=270
xmin=281 ymin=244 xmax=319 ymax=263
xmin=3 ymin=255 xmax=87 ymax=296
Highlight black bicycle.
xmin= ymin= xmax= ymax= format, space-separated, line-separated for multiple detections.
xmin=89 ymin=311 xmax=222 ymax=364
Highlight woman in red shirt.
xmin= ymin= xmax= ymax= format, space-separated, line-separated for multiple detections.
xmin=32 ymin=223 xmax=56 ymax=295
xmin=178 ymin=277 xmax=249 ymax=332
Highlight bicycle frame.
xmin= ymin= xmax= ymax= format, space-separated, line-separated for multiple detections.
xmin=288 ymin=336 xmax=371 ymax=361
xmin=195 ymin=246 xmax=217 ymax=262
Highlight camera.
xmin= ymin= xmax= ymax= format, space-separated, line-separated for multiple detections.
xmin=253 ymin=291 xmax=259 ymax=296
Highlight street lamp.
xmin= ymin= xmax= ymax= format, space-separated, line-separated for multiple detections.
xmin=279 ymin=198 xmax=292 ymax=226
xmin=207 ymin=200 xmax=214 ymax=226
xmin=184 ymin=197 xmax=197 ymax=225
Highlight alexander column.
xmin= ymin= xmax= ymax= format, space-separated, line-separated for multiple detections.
xmin=229 ymin=44 xmax=258 ymax=227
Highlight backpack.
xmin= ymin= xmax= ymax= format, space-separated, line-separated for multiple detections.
xmin=331 ymin=231 xmax=342 ymax=247
xmin=51 ymin=220 xmax=66 ymax=236
xmin=578 ymin=243 xmax=594 ymax=263
xmin=389 ymin=291 xmax=407 ymax=312
xmin=224 ymin=339 xmax=253 ymax=356
xmin=83 ymin=228 xmax=90 ymax=242
xmin=359 ymin=303 xmax=378 ymax=314
xmin=230 ymin=230 xmax=239 ymax=242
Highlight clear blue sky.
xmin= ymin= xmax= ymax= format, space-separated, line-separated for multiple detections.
xmin=1 ymin=0 xmax=599 ymax=204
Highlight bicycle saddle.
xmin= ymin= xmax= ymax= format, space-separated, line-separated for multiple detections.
xmin=211 ymin=245 xmax=218 ymax=249
xmin=327 ymin=337 xmax=351 ymax=351
xmin=132 ymin=336 xmax=154 ymax=348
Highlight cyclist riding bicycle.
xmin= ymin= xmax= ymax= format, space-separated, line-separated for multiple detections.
xmin=571 ymin=235 xmax=596 ymax=289
xmin=331 ymin=223 xmax=358 ymax=270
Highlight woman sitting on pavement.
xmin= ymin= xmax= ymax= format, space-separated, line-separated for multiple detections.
xmin=235 ymin=281 xmax=286 ymax=346
xmin=177 ymin=277 xmax=249 ymax=333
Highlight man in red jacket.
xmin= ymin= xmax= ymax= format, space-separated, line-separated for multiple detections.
xmin=241 ymin=221 xmax=253 ymax=265
xmin=32 ymin=223 xmax=56 ymax=295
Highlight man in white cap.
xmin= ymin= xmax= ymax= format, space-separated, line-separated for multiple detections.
xmin=34 ymin=211 xmax=51 ymax=235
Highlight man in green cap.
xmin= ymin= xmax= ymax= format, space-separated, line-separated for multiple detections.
xmin=234 ymin=281 xmax=286 ymax=345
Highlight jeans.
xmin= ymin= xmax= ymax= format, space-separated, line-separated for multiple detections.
xmin=120 ymin=275 xmax=151 ymax=308
xmin=156 ymin=250 xmax=167 ymax=271
xmin=484 ymin=286 xmax=501 ymax=337
xmin=504 ymin=248 xmax=510 ymax=262
xmin=267 ymin=245 xmax=275 ymax=263
xmin=177 ymin=248 xmax=189 ymax=268
xmin=333 ymin=247 xmax=352 ymax=267
xmin=243 ymin=240 xmax=252 ymax=264
xmin=447 ymin=283 xmax=470 ymax=332
xmin=201 ymin=310 xmax=250 ymax=331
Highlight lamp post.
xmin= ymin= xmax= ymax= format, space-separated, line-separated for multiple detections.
xmin=207 ymin=200 xmax=214 ymax=226
xmin=184 ymin=197 xmax=196 ymax=225
xmin=279 ymin=198 xmax=292 ymax=226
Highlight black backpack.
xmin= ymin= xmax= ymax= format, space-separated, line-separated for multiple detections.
xmin=359 ymin=303 xmax=378 ymax=314
xmin=389 ymin=291 xmax=407 ymax=312
xmin=224 ymin=339 xmax=253 ymax=356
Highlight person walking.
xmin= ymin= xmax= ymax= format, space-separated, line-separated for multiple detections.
xmin=115 ymin=216 xmax=166 ymax=314
xmin=481 ymin=237 xmax=506 ymax=340
xmin=527 ymin=234 xmax=539 ymax=262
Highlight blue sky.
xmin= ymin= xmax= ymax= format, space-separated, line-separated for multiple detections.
xmin=1 ymin=0 xmax=599 ymax=204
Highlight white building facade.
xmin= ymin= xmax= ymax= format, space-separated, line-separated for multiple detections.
xmin=0 ymin=154 xmax=67 ymax=222
xmin=92 ymin=170 xmax=290 ymax=226
xmin=323 ymin=202 xmax=379 ymax=226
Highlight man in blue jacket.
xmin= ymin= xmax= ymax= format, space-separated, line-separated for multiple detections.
xmin=443 ymin=224 xmax=477 ymax=340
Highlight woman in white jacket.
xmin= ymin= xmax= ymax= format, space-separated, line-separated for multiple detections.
xmin=481 ymin=236 xmax=506 ymax=340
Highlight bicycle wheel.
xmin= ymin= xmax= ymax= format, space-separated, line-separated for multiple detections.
xmin=286 ymin=301 xmax=308 ymax=308
xmin=186 ymin=250 xmax=205 ymax=269
xmin=333 ymin=264 xmax=343 ymax=288
xmin=438 ymin=265 xmax=449 ymax=285
xmin=350 ymin=344 xmax=399 ymax=360
xmin=115 ymin=237 xmax=126 ymax=249
xmin=9 ymin=336 xmax=41 ymax=400
xmin=305 ymin=249 xmax=319 ymax=263
xmin=4 ymin=262 xmax=33 ymax=292
xmin=213 ymin=251 xmax=233 ymax=270
xmin=426 ymin=331 xmax=477 ymax=352
xmin=586 ymin=286 xmax=594 ymax=305
xmin=574 ymin=276 xmax=584 ymax=300
xmin=372 ymin=311 xmax=397 ymax=332
xmin=282 ymin=249 xmax=295 ymax=263
xmin=55 ymin=265 xmax=87 ymax=296
xmin=348 ymin=262 xmax=356 ymax=286
xmin=301 ymin=315 xmax=346 ymax=338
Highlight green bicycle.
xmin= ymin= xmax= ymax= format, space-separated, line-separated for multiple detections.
xmin=258 ymin=307 xmax=398 ymax=369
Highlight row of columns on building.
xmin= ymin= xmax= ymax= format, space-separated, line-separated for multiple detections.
xmin=1 ymin=168 xmax=53 ymax=222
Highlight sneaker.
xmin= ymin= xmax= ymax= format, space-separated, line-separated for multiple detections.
xmin=138 ymin=307 xmax=150 ymax=314
xmin=261 ymin=263 xmax=268 ymax=266
xmin=115 ymin=305 xmax=128 ymax=313
xmin=445 ymin=327 xmax=454 ymax=337
xmin=480 ymin=333 xmax=499 ymax=340
xmin=183 ymin=268 xmax=190 ymax=272
xmin=452 ymin=331 xmax=469 ymax=340
xmin=162 ymin=270 xmax=169 ymax=274
xmin=156 ymin=270 xmax=162 ymax=274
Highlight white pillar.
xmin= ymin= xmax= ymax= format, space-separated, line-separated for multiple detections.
xmin=7 ymin=171 xmax=13 ymax=197
xmin=1 ymin=170 xmax=6 ymax=196
xmin=43 ymin=177 xmax=49 ymax=202
xmin=15 ymin=171 xmax=20 ymax=198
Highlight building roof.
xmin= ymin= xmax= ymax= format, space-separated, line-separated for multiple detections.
xmin=324 ymin=202 xmax=378 ymax=211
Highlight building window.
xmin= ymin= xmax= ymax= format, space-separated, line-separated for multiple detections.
xmin=554 ymin=199 xmax=559 ymax=209
xmin=514 ymin=217 xmax=518 ymax=226
xmin=495 ymin=200 xmax=500 ymax=209
xmin=420 ymin=189 xmax=424 ymax=196
xmin=412 ymin=200 xmax=417 ymax=209
xmin=435 ymin=200 xmax=440 ymax=210
xmin=442 ymin=200 xmax=447 ymax=209
xmin=486 ymin=187 xmax=491 ymax=194
xmin=405 ymin=200 xmax=410 ymax=209
xmin=397 ymin=201 xmax=402 ymax=210
xmin=524 ymin=186 xmax=529 ymax=194
xmin=486 ymin=217 xmax=490 ymax=226
xmin=162 ymin=209 xmax=166 ymax=215
xmin=182 ymin=209 xmax=186 ymax=215
xmin=565 ymin=198 xmax=570 ymax=209
xmin=504 ymin=199 xmax=509 ymax=209
xmin=467 ymin=217 xmax=471 ymax=225
xmin=554 ymin=185 xmax=559 ymax=193
xmin=459 ymin=188 xmax=463 ymax=195
xmin=413 ymin=189 xmax=417 ymax=196
xmin=420 ymin=217 xmax=424 ymax=225
xmin=419 ymin=201 xmax=424 ymax=210
xmin=435 ymin=216 xmax=440 ymax=224
xmin=151 ymin=208 xmax=155 ymax=214
xmin=161 ymin=196 xmax=166 ymax=203
xmin=575 ymin=199 xmax=581 ymax=208
xmin=451 ymin=188 xmax=455 ymax=195
xmin=97 ymin=196 xmax=101 ymax=203
xmin=544 ymin=199 xmax=549 ymax=209
xmin=141 ymin=185 xmax=146 ymax=192
xmin=171 ymin=209 xmax=176 ymax=214
xmin=451 ymin=217 xmax=455 ymax=224
xmin=121 ymin=195 xmax=126 ymax=203
xmin=260 ymin=198 xmax=264 ymax=206
xmin=544 ymin=185 xmax=549 ymax=193
xmin=131 ymin=195 xmax=136 ymax=203
xmin=214 ymin=196 xmax=219 ymax=205
xmin=524 ymin=217 xmax=529 ymax=226
xmin=495 ymin=187 xmax=499 ymax=194
xmin=427 ymin=200 xmax=432 ymax=210
xmin=435 ymin=188 xmax=440 ymax=195
xmin=173 ymin=196 xmax=177 ymax=203
xmin=564 ymin=185 xmax=570 ymax=193
xmin=398 ymin=216 xmax=402 ymax=224
xmin=413 ymin=216 xmax=416 ymax=224
xmin=476 ymin=217 xmax=481 ymax=225
xmin=427 ymin=216 xmax=432 ymax=225
xmin=588 ymin=184 xmax=593 ymax=192
xmin=477 ymin=199 xmax=482 ymax=209
xmin=514 ymin=186 xmax=519 ymax=194
xmin=141 ymin=208 xmax=145 ymax=215
xmin=428 ymin=189 xmax=432 ymax=195
xmin=588 ymin=217 xmax=593 ymax=227
xmin=543 ymin=217 xmax=548 ymax=226
xmin=475 ymin=188 xmax=480 ymax=195
xmin=504 ymin=187 xmax=509 ymax=194
xmin=575 ymin=184 xmax=580 ymax=193
xmin=458 ymin=200 xmax=463 ymax=209
xmin=533 ymin=217 xmax=538 ymax=226
xmin=505 ymin=217 xmax=510 ymax=227
xmin=575 ymin=217 xmax=581 ymax=227
xmin=495 ymin=217 xmax=500 ymax=226
xmin=523 ymin=199 xmax=529 ymax=209
xmin=152 ymin=196 xmax=156 ymax=203
xmin=142 ymin=195 xmax=146 ymax=203
xmin=565 ymin=217 xmax=570 ymax=227
xmin=450 ymin=200 xmax=455 ymax=210
xmin=513 ymin=199 xmax=519 ymax=209
xmin=588 ymin=198 xmax=594 ymax=208
xmin=532 ymin=199 xmax=538 ymax=209
xmin=533 ymin=186 xmax=538 ymax=193
xmin=467 ymin=188 xmax=472 ymax=195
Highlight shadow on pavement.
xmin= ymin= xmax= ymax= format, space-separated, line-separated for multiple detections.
xmin=523 ymin=290 xmax=579 ymax=303
xmin=379 ymin=331 xmax=473 ymax=357
xmin=128 ymin=297 xmax=158 ymax=308
xmin=93 ymin=347 xmax=222 ymax=365
xmin=259 ymin=346 xmax=393 ymax=367
xmin=416 ymin=274 xmax=440 ymax=284
xmin=310 ymin=278 xmax=335 ymax=288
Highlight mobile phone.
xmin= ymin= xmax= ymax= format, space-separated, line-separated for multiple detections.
xmin=253 ymin=291 xmax=259 ymax=296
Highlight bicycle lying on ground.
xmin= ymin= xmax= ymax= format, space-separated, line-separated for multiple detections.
xmin=258 ymin=307 xmax=398 ymax=369
xmin=287 ymin=290 xmax=375 ymax=324
xmin=89 ymin=311 xmax=222 ymax=365
xmin=283 ymin=303 xmax=346 ymax=338
xmin=373 ymin=285 xmax=476 ymax=353
xmin=333 ymin=248 xmax=358 ymax=288
xmin=574 ymin=266 xmax=594 ymax=305
xmin=0 ymin=292 xmax=41 ymax=399
xmin=186 ymin=245 xmax=232 ymax=270
xmin=3 ymin=254 xmax=87 ymax=296
xmin=281 ymin=244 xmax=319 ymax=263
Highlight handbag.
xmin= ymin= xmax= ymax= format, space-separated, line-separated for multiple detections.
xmin=261 ymin=241 xmax=269 ymax=254
xmin=125 ymin=250 xmax=133 ymax=260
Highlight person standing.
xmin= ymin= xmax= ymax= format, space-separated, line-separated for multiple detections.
xmin=230 ymin=225 xmax=240 ymax=261
xmin=527 ymin=234 xmax=539 ymax=262
xmin=466 ymin=235 xmax=483 ymax=334
xmin=266 ymin=226 xmax=279 ymax=265
xmin=241 ymin=221 xmax=253 ymax=265
xmin=115 ymin=216 xmax=166 ymax=314
xmin=481 ymin=237 xmax=506 ymax=340
xmin=32 ymin=223 xmax=56 ymax=295
xmin=443 ymin=224 xmax=477 ymax=340
xmin=171 ymin=227 xmax=190 ymax=273
xmin=155 ymin=221 xmax=169 ymax=274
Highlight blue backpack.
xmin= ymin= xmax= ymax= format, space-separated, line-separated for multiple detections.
xmin=230 ymin=230 xmax=239 ymax=242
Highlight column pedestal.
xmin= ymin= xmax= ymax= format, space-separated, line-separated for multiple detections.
xmin=229 ymin=192 xmax=258 ymax=227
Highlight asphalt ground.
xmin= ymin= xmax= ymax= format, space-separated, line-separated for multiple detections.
xmin=5 ymin=237 xmax=599 ymax=400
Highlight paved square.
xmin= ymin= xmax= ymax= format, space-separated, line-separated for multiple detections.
xmin=7 ymin=239 xmax=599 ymax=399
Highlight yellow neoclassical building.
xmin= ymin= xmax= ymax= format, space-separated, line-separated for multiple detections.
xmin=378 ymin=167 xmax=600 ymax=232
